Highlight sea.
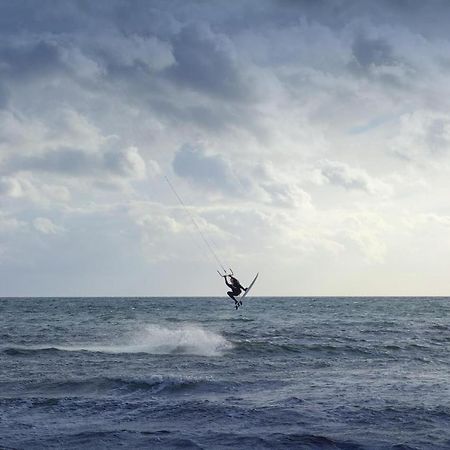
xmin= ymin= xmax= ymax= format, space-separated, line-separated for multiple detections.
xmin=0 ymin=297 xmax=449 ymax=449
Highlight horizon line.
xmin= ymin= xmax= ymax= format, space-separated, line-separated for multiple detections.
xmin=1 ymin=295 xmax=449 ymax=299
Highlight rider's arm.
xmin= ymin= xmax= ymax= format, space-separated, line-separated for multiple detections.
xmin=224 ymin=277 xmax=232 ymax=288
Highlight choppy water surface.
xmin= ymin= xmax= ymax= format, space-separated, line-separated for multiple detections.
xmin=1 ymin=297 xmax=449 ymax=449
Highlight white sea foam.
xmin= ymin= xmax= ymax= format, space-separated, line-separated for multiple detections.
xmin=46 ymin=324 xmax=232 ymax=357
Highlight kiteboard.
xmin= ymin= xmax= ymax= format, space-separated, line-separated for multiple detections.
xmin=240 ymin=272 xmax=259 ymax=300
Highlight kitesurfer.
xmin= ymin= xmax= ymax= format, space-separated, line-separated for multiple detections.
xmin=223 ymin=275 xmax=247 ymax=309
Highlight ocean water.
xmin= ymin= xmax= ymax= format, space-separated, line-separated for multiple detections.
xmin=0 ymin=297 xmax=449 ymax=449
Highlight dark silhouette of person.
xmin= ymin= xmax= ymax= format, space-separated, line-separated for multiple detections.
xmin=224 ymin=275 xmax=247 ymax=309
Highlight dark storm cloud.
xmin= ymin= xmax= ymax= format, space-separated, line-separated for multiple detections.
xmin=1 ymin=0 xmax=444 ymax=140
xmin=2 ymin=0 xmax=450 ymax=45
xmin=166 ymin=22 xmax=253 ymax=101
xmin=0 ymin=83 xmax=9 ymax=108
xmin=352 ymin=35 xmax=394 ymax=69
xmin=0 ymin=41 xmax=63 ymax=80
xmin=0 ymin=1 xmax=448 ymax=157
xmin=348 ymin=33 xmax=411 ymax=87
xmin=149 ymin=98 xmax=239 ymax=132
xmin=0 ymin=0 xmax=116 ymax=35
xmin=281 ymin=0 xmax=450 ymax=36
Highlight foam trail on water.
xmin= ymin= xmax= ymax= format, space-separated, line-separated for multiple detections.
xmin=13 ymin=324 xmax=232 ymax=357
xmin=95 ymin=324 xmax=232 ymax=356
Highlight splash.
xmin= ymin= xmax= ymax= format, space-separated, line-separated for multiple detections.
xmin=16 ymin=324 xmax=232 ymax=357
xmin=100 ymin=324 xmax=232 ymax=356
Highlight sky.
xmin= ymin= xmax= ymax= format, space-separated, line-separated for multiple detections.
xmin=1 ymin=0 xmax=450 ymax=297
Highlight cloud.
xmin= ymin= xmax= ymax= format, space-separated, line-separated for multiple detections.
xmin=343 ymin=211 xmax=389 ymax=263
xmin=172 ymin=144 xmax=240 ymax=194
xmin=0 ymin=40 xmax=63 ymax=80
xmin=1 ymin=1 xmax=450 ymax=294
xmin=0 ymin=176 xmax=23 ymax=197
xmin=0 ymin=213 xmax=27 ymax=233
xmin=259 ymin=180 xmax=311 ymax=208
xmin=103 ymin=146 xmax=147 ymax=179
xmin=253 ymin=161 xmax=313 ymax=208
xmin=0 ymin=109 xmax=106 ymax=161
xmin=93 ymin=34 xmax=174 ymax=74
xmin=401 ymin=212 xmax=450 ymax=234
xmin=9 ymin=146 xmax=148 ymax=180
xmin=172 ymin=145 xmax=312 ymax=208
xmin=0 ymin=174 xmax=71 ymax=206
xmin=166 ymin=22 xmax=253 ymax=101
xmin=0 ymin=83 xmax=9 ymax=108
xmin=391 ymin=110 xmax=450 ymax=162
xmin=11 ymin=148 xmax=93 ymax=175
xmin=33 ymin=217 xmax=64 ymax=234
xmin=352 ymin=34 xmax=394 ymax=69
xmin=318 ymin=159 xmax=392 ymax=196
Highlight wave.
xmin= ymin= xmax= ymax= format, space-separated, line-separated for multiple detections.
xmin=231 ymin=338 xmax=442 ymax=358
xmin=232 ymin=339 xmax=374 ymax=356
xmin=2 ymin=346 xmax=62 ymax=356
xmin=1 ymin=375 xmax=278 ymax=400
xmin=265 ymin=433 xmax=361 ymax=449
xmin=2 ymin=324 xmax=232 ymax=357
xmin=19 ymin=375 xmax=220 ymax=397
xmin=5 ymin=333 xmax=437 ymax=359
xmin=196 ymin=431 xmax=362 ymax=449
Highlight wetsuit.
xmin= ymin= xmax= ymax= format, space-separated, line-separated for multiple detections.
xmin=225 ymin=276 xmax=246 ymax=309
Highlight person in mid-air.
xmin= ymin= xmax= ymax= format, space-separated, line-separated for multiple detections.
xmin=223 ymin=275 xmax=247 ymax=309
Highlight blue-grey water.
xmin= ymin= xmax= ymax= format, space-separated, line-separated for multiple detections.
xmin=0 ymin=297 xmax=449 ymax=449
